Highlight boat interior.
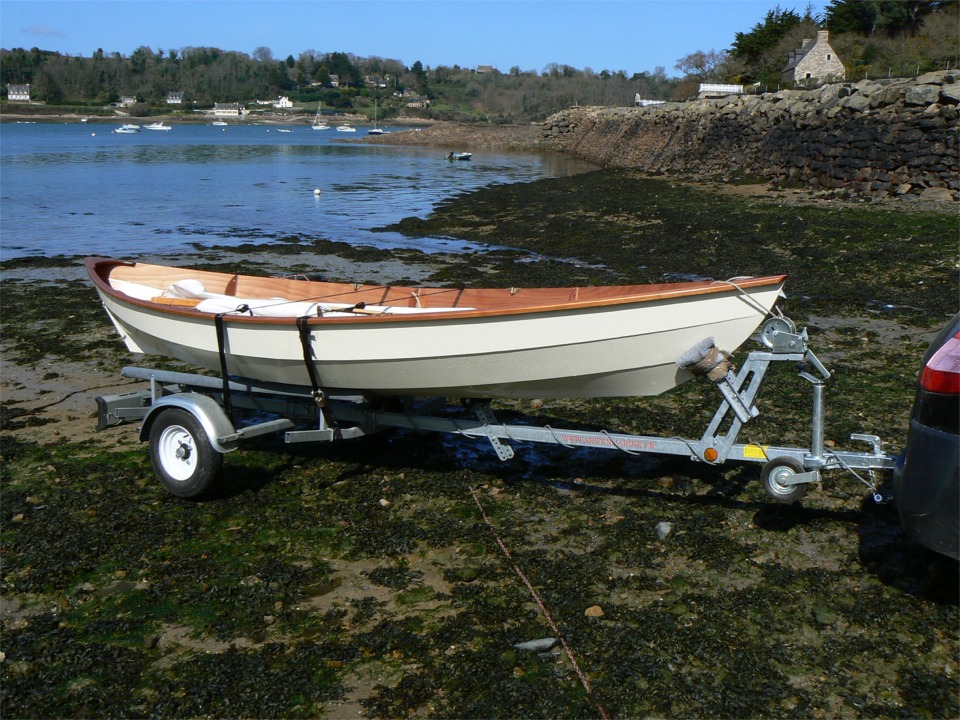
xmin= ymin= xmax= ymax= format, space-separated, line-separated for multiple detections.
xmin=90 ymin=258 xmax=785 ymax=318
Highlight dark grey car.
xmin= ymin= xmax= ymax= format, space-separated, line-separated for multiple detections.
xmin=894 ymin=313 xmax=960 ymax=560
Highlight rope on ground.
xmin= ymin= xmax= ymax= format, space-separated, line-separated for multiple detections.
xmin=466 ymin=484 xmax=611 ymax=720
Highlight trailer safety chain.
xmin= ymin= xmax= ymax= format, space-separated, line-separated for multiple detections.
xmin=466 ymin=483 xmax=611 ymax=720
xmin=826 ymin=451 xmax=889 ymax=503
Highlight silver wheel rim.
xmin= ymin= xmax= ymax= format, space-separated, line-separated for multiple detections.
xmin=768 ymin=466 xmax=795 ymax=496
xmin=157 ymin=424 xmax=197 ymax=482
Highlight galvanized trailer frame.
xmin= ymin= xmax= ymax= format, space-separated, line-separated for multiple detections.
xmin=96 ymin=317 xmax=898 ymax=501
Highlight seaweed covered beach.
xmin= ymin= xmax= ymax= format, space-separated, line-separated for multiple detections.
xmin=2 ymin=169 xmax=958 ymax=718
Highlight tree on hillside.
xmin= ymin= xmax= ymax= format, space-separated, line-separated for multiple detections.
xmin=253 ymin=47 xmax=274 ymax=63
xmin=823 ymin=0 xmax=955 ymax=36
xmin=674 ymin=49 xmax=729 ymax=80
xmin=326 ymin=51 xmax=362 ymax=86
xmin=409 ymin=60 xmax=429 ymax=94
xmin=730 ymin=5 xmax=820 ymax=84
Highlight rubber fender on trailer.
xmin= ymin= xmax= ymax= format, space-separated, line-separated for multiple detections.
xmin=138 ymin=394 xmax=240 ymax=454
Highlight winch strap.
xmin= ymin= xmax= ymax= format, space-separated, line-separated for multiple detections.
xmin=296 ymin=316 xmax=328 ymax=410
xmin=214 ymin=313 xmax=233 ymax=420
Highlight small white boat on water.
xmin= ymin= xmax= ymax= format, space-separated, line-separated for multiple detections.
xmin=87 ymin=257 xmax=786 ymax=400
xmin=211 ymin=120 xmax=228 ymax=127
xmin=312 ymin=103 xmax=330 ymax=130
xmin=114 ymin=125 xmax=140 ymax=134
xmin=447 ymin=152 xmax=472 ymax=161
xmin=144 ymin=122 xmax=172 ymax=131
xmin=336 ymin=125 xmax=356 ymax=133
xmin=368 ymin=99 xmax=385 ymax=135
xmin=276 ymin=128 xmax=293 ymax=133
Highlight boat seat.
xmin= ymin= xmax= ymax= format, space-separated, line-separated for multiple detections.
xmin=110 ymin=278 xmax=474 ymax=317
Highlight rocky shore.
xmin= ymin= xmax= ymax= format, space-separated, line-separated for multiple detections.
xmin=540 ymin=71 xmax=959 ymax=202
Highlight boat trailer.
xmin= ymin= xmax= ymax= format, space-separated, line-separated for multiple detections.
xmin=96 ymin=316 xmax=898 ymax=501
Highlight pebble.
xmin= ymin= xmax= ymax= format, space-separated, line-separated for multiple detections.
xmin=656 ymin=521 xmax=674 ymax=540
xmin=513 ymin=637 xmax=558 ymax=652
xmin=585 ymin=605 xmax=605 ymax=617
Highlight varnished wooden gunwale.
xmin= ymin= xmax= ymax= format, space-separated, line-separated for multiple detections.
xmin=86 ymin=257 xmax=787 ymax=325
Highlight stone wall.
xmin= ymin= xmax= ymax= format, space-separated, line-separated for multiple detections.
xmin=540 ymin=71 xmax=959 ymax=201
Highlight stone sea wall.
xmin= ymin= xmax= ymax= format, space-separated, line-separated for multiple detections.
xmin=540 ymin=71 xmax=959 ymax=201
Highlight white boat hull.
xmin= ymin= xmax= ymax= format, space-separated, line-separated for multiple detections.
xmin=89 ymin=260 xmax=784 ymax=399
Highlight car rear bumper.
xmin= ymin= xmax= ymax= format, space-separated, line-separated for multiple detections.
xmin=894 ymin=419 xmax=959 ymax=560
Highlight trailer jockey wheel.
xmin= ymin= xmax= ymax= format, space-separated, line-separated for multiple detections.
xmin=149 ymin=408 xmax=223 ymax=499
xmin=760 ymin=456 xmax=809 ymax=504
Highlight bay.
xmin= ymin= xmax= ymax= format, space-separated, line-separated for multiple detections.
xmin=0 ymin=121 xmax=594 ymax=260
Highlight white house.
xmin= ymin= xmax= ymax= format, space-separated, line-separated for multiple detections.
xmin=7 ymin=84 xmax=30 ymax=102
xmin=273 ymin=96 xmax=293 ymax=109
xmin=213 ymin=102 xmax=242 ymax=118
xmin=166 ymin=91 xmax=184 ymax=105
xmin=782 ymin=30 xmax=845 ymax=86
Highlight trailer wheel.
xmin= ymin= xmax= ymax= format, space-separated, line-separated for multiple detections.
xmin=761 ymin=457 xmax=809 ymax=504
xmin=149 ymin=408 xmax=223 ymax=499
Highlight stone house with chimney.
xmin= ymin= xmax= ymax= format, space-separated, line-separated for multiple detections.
xmin=782 ymin=30 xmax=845 ymax=87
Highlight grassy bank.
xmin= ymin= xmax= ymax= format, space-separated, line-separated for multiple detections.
xmin=2 ymin=175 xmax=958 ymax=718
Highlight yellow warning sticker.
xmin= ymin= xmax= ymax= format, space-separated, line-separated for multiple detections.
xmin=743 ymin=445 xmax=768 ymax=459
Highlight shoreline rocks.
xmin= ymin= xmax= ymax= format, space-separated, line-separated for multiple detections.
xmin=539 ymin=71 xmax=959 ymax=201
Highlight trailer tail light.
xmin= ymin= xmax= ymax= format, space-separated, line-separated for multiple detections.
xmin=920 ymin=332 xmax=960 ymax=395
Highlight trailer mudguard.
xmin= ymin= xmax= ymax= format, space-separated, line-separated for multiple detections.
xmin=138 ymin=393 xmax=240 ymax=454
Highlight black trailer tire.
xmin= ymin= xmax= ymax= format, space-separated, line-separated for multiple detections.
xmin=761 ymin=456 xmax=809 ymax=504
xmin=149 ymin=407 xmax=223 ymax=499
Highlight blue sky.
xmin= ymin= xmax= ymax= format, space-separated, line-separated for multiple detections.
xmin=1 ymin=0 xmax=822 ymax=77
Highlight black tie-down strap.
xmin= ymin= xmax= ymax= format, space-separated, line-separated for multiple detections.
xmin=215 ymin=313 xmax=234 ymax=420
xmin=214 ymin=306 xmax=252 ymax=421
xmin=296 ymin=317 xmax=336 ymax=429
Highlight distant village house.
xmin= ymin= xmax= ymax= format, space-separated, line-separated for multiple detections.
xmin=782 ymin=30 xmax=845 ymax=87
xmin=475 ymin=65 xmax=495 ymax=74
xmin=398 ymin=89 xmax=430 ymax=108
xmin=273 ymin=96 xmax=293 ymax=109
xmin=117 ymin=96 xmax=137 ymax=107
xmin=328 ymin=75 xmax=340 ymax=88
xmin=166 ymin=92 xmax=184 ymax=105
xmin=214 ymin=102 xmax=242 ymax=118
xmin=7 ymin=84 xmax=31 ymax=102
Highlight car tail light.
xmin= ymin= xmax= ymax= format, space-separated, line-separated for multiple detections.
xmin=920 ymin=332 xmax=960 ymax=394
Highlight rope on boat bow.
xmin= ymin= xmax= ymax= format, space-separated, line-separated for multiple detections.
xmin=713 ymin=277 xmax=787 ymax=321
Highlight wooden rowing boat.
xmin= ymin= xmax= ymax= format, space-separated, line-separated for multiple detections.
xmin=86 ymin=257 xmax=786 ymax=399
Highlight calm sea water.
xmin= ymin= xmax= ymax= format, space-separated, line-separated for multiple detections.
xmin=0 ymin=121 xmax=594 ymax=261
